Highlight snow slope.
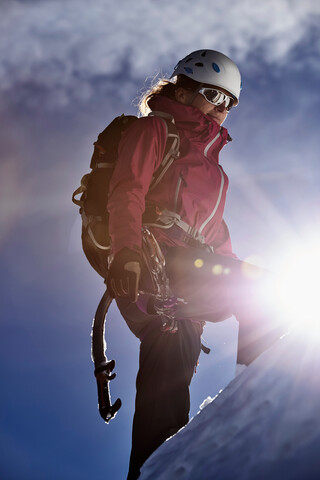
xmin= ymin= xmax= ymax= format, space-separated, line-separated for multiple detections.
xmin=140 ymin=331 xmax=320 ymax=480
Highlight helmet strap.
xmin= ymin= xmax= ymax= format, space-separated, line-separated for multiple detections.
xmin=188 ymin=83 xmax=203 ymax=105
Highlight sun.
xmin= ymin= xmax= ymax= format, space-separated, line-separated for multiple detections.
xmin=273 ymin=238 xmax=320 ymax=335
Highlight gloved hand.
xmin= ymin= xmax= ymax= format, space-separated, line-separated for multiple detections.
xmin=107 ymin=248 xmax=142 ymax=303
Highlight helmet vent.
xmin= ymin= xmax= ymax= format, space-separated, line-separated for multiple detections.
xmin=184 ymin=67 xmax=193 ymax=74
xmin=195 ymin=62 xmax=204 ymax=67
xmin=185 ymin=58 xmax=193 ymax=63
xmin=201 ymin=51 xmax=207 ymax=57
xmin=212 ymin=62 xmax=220 ymax=73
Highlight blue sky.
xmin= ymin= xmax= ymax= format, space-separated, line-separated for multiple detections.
xmin=1 ymin=1 xmax=320 ymax=479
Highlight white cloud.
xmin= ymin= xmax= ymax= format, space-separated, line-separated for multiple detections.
xmin=1 ymin=0 xmax=319 ymax=108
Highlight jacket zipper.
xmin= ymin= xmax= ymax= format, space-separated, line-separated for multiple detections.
xmin=204 ymin=130 xmax=222 ymax=158
xmin=200 ymin=129 xmax=225 ymax=235
xmin=173 ymin=130 xmax=224 ymax=236
xmin=199 ymin=164 xmax=225 ymax=234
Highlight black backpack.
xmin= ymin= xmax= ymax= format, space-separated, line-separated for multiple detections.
xmin=72 ymin=112 xmax=180 ymax=257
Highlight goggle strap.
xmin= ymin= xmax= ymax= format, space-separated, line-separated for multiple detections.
xmin=188 ymin=83 xmax=204 ymax=105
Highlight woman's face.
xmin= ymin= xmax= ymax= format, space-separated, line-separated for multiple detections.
xmin=175 ymin=87 xmax=230 ymax=126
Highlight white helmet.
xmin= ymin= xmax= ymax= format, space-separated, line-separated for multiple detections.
xmin=171 ymin=49 xmax=242 ymax=104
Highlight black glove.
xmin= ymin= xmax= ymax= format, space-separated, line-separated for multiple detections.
xmin=107 ymin=248 xmax=142 ymax=303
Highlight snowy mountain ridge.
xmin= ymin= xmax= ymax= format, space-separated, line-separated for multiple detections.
xmin=140 ymin=330 xmax=320 ymax=480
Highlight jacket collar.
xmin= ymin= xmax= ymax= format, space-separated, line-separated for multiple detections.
xmin=148 ymin=95 xmax=230 ymax=158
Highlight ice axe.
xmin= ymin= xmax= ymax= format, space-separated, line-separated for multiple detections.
xmin=92 ymin=288 xmax=121 ymax=423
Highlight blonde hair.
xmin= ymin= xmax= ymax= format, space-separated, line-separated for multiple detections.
xmin=138 ymin=74 xmax=202 ymax=116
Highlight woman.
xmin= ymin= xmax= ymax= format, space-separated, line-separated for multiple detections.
xmin=105 ymin=49 xmax=285 ymax=479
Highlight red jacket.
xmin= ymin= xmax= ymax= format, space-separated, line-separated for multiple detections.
xmin=108 ymin=95 xmax=235 ymax=257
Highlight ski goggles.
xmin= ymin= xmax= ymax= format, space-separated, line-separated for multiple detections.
xmin=198 ymin=87 xmax=235 ymax=111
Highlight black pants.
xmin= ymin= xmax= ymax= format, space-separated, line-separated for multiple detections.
xmin=117 ymin=299 xmax=202 ymax=480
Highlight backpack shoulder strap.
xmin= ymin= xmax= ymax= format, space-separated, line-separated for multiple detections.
xmin=147 ymin=111 xmax=180 ymax=191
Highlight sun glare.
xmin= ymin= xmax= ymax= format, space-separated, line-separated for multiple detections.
xmin=274 ymin=239 xmax=320 ymax=335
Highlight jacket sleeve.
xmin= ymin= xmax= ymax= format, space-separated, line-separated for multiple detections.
xmin=107 ymin=116 xmax=168 ymax=256
xmin=212 ymin=219 xmax=238 ymax=259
